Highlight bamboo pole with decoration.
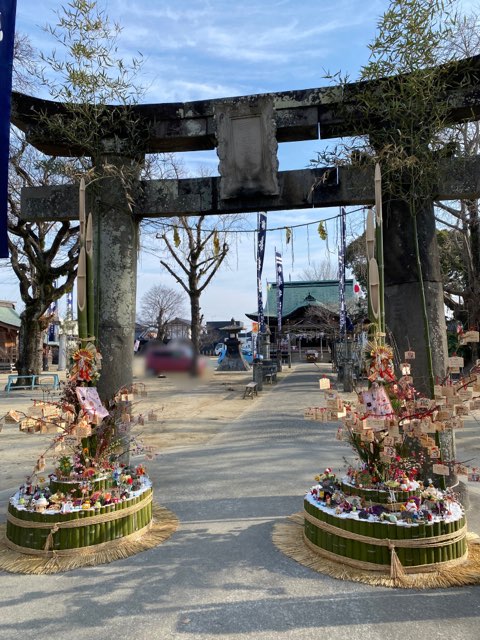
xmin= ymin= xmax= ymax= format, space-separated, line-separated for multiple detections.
xmin=86 ymin=213 xmax=95 ymax=342
xmin=77 ymin=247 xmax=88 ymax=342
xmin=78 ymin=179 xmax=88 ymax=343
xmin=366 ymin=208 xmax=376 ymax=336
xmin=374 ymin=164 xmax=385 ymax=343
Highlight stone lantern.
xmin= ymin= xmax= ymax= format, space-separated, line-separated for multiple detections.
xmin=216 ymin=319 xmax=250 ymax=372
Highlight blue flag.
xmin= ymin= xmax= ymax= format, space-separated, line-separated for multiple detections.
xmin=257 ymin=213 xmax=267 ymax=333
xmin=338 ymin=207 xmax=347 ymax=336
xmin=275 ymin=251 xmax=284 ymax=335
xmin=0 ymin=0 xmax=17 ymax=258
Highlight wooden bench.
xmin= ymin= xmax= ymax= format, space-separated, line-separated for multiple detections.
xmin=5 ymin=373 xmax=60 ymax=394
xmin=264 ymin=371 xmax=277 ymax=384
xmin=243 ymin=381 xmax=258 ymax=399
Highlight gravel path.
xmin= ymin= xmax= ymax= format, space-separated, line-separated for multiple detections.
xmin=1 ymin=363 xmax=480 ymax=640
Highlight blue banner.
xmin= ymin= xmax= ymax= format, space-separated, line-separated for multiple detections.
xmin=275 ymin=251 xmax=284 ymax=335
xmin=257 ymin=213 xmax=267 ymax=333
xmin=338 ymin=207 xmax=347 ymax=336
xmin=67 ymin=290 xmax=74 ymax=318
xmin=0 ymin=0 xmax=17 ymax=258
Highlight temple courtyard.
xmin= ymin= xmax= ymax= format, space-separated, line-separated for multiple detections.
xmin=0 ymin=361 xmax=479 ymax=639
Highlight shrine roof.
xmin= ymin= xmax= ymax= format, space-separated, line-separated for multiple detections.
xmin=0 ymin=304 xmax=21 ymax=329
xmin=247 ymin=279 xmax=354 ymax=320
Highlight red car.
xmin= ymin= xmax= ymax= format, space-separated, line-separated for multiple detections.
xmin=145 ymin=344 xmax=205 ymax=375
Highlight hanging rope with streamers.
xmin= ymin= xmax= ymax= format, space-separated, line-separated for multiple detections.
xmin=173 ymin=226 xmax=181 ymax=248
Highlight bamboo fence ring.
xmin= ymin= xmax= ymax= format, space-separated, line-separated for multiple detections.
xmin=272 ymin=513 xmax=480 ymax=589
xmin=303 ymin=509 xmax=467 ymax=548
xmin=7 ymin=491 xmax=153 ymax=531
xmin=0 ymin=503 xmax=179 ymax=574
xmin=302 ymin=531 xmax=468 ymax=574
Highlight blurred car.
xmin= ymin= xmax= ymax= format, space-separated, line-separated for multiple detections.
xmin=305 ymin=349 xmax=319 ymax=362
xmin=145 ymin=343 xmax=206 ymax=375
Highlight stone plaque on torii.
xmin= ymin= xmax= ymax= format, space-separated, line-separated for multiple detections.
xmin=11 ymin=54 xmax=480 ymax=398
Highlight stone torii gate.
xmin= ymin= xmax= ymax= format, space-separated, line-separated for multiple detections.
xmin=12 ymin=55 xmax=480 ymax=399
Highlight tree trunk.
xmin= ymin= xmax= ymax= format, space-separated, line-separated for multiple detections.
xmin=157 ymin=311 xmax=165 ymax=342
xmin=383 ymin=195 xmax=447 ymax=394
xmin=190 ymin=291 xmax=201 ymax=375
xmin=16 ymin=306 xmax=44 ymax=380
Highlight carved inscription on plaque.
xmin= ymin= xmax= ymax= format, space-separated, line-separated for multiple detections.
xmin=215 ymin=96 xmax=279 ymax=200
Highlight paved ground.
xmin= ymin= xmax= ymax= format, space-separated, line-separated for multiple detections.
xmin=1 ymin=363 xmax=480 ymax=640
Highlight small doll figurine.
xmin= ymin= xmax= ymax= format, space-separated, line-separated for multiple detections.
xmin=405 ymin=499 xmax=418 ymax=514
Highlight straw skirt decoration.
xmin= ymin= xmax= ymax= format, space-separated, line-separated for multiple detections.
xmin=272 ymin=513 xmax=480 ymax=589
xmin=0 ymin=503 xmax=178 ymax=575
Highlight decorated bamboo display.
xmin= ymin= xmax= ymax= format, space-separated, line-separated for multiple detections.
xmin=6 ymin=488 xmax=153 ymax=552
xmin=297 ymin=162 xmax=478 ymax=580
xmin=2 ymin=177 xmax=160 ymax=565
xmin=303 ymin=496 xmax=467 ymax=572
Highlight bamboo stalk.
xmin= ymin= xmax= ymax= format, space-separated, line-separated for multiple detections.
xmin=89 ymin=514 xmax=97 ymax=547
xmin=374 ymin=164 xmax=385 ymax=338
xmin=70 ymin=510 xmax=79 ymax=549
xmin=79 ymin=511 xmax=87 ymax=548
xmin=86 ymin=213 xmax=95 ymax=341
xmin=403 ymin=524 xmax=415 ymax=567
xmin=366 ymin=208 xmax=376 ymax=329
xmin=57 ymin=512 xmax=69 ymax=550
xmin=79 ymin=178 xmax=86 ymax=245
xmin=77 ymin=246 xmax=88 ymax=341
xmin=433 ymin=520 xmax=443 ymax=564
xmin=395 ymin=523 xmax=406 ymax=566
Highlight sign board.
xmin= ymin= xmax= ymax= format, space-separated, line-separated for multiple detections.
xmin=460 ymin=330 xmax=479 ymax=344
xmin=448 ymin=356 xmax=464 ymax=368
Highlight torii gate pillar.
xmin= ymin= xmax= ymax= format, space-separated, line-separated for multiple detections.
xmin=383 ymin=195 xmax=448 ymax=390
xmin=90 ymin=153 xmax=141 ymax=401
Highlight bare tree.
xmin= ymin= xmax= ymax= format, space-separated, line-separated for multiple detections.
xmin=434 ymin=11 xmax=480 ymax=355
xmin=8 ymin=131 xmax=80 ymax=376
xmin=138 ymin=285 xmax=186 ymax=342
xmin=156 ymin=215 xmax=231 ymax=372
xmin=4 ymin=34 xmax=80 ymax=377
xmin=141 ymin=159 xmax=244 ymax=372
xmin=298 ymin=258 xmax=336 ymax=281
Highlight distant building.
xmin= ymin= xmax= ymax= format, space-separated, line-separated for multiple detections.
xmin=246 ymin=279 xmax=356 ymax=346
xmin=165 ymin=317 xmax=191 ymax=341
xmin=0 ymin=301 xmax=21 ymax=368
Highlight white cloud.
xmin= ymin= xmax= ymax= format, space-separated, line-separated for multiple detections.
xmin=12 ymin=0 xmax=375 ymax=322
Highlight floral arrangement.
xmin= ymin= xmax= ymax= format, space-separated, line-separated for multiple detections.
xmin=308 ymin=468 xmax=462 ymax=525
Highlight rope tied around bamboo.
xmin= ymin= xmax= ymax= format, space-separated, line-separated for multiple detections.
xmin=301 ymin=531 xmax=469 ymax=577
xmin=7 ymin=491 xmax=153 ymax=551
xmin=303 ymin=509 xmax=468 ymax=578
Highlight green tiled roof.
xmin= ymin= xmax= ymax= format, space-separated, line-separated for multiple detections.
xmin=263 ymin=280 xmax=354 ymax=318
xmin=0 ymin=305 xmax=21 ymax=328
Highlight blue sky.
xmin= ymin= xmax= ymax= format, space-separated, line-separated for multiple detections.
xmin=2 ymin=0 xmax=474 ymax=326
